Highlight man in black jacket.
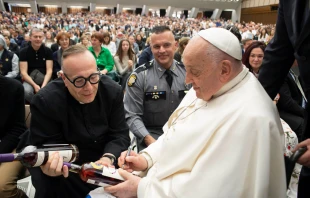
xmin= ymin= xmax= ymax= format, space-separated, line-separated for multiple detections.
xmin=258 ymin=0 xmax=310 ymax=196
xmin=0 ymin=76 xmax=27 ymax=198
xmin=18 ymin=45 xmax=130 ymax=198
xmin=278 ymin=69 xmax=307 ymax=141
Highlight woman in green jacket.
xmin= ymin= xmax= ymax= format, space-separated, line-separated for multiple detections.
xmin=89 ymin=32 xmax=114 ymax=75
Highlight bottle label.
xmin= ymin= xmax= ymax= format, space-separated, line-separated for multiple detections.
xmin=87 ymin=179 xmax=111 ymax=187
xmin=33 ymin=151 xmax=45 ymax=167
xmin=49 ymin=150 xmax=73 ymax=162
xmin=101 ymin=166 xmax=124 ymax=181
xmin=89 ymin=163 xmax=124 ymax=181
xmin=32 ymin=150 xmax=73 ymax=167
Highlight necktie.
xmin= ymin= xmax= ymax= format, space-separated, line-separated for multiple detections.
xmin=165 ymin=69 xmax=173 ymax=88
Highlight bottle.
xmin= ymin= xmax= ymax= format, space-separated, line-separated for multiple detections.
xmin=0 ymin=144 xmax=79 ymax=167
xmin=64 ymin=162 xmax=124 ymax=186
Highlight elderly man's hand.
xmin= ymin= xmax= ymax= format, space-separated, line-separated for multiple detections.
xmin=293 ymin=139 xmax=310 ymax=166
xmin=118 ymin=150 xmax=148 ymax=172
xmin=40 ymin=152 xmax=69 ymax=178
xmin=104 ymin=169 xmax=141 ymax=198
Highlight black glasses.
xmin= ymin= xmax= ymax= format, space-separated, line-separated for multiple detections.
xmin=63 ymin=72 xmax=101 ymax=88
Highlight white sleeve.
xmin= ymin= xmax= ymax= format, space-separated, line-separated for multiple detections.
xmin=111 ymin=42 xmax=116 ymax=56
xmin=5 ymin=54 xmax=19 ymax=78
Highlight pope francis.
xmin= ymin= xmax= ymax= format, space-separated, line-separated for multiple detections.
xmin=104 ymin=28 xmax=286 ymax=198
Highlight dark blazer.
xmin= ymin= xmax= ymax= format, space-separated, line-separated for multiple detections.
xmin=259 ymin=0 xmax=310 ymax=132
xmin=278 ymin=73 xmax=307 ymax=139
xmin=8 ymin=42 xmax=19 ymax=57
xmin=258 ymin=0 xmax=310 ymax=196
xmin=278 ymin=73 xmax=305 ymax=117
xmin=50 ymin=43 xmax=59 ymax=53
xmin=18 ymin=77 xmax=130 ymax=197
xmin=259 ymin=0 xmax=310 ymax=102
xmin=137 ymin=46 xmax=153 ymax=67
xmin=0 ymin=76 xmax=26 ymax=153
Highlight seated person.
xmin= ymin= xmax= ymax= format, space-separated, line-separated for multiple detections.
xmin=174 ymin=37 xmax=190 ymax=63
xmin=105 ymin=28 xmax=286 ymax=197
xmin=2 ymin=31 xmax=19 ymax=57
xmin=18 ymin=45 xmax=130 ymax=198
xmin=52 ymin=32 xmax=71 ymax=79
xmin=0 ymin=35 xmax=20 ymax=80
xmin=0 ymin=76 xmax=27 ymax=198
xmin=137 ymin=46 xmax=153 ymax=67
xmin=88 ymin=32 xmax=114 ymax=75
xmin=3 ymin=35 xmax=19 ymax=58
xmin=19 ymin=28 xmax=53 ymax=103
xmin=114 ymin=39 xmax=135 ymax=90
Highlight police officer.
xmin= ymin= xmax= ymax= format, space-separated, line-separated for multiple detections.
xmin=124 ymin=26 xmax=190 ymax=151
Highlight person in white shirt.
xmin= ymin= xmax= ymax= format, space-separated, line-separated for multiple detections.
xmin=103 ymin=28 xmax=286 ymax=198
xmin=102 ymin=32 xmax=116 ymax=56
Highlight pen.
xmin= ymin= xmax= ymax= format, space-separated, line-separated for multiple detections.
xmin=122 ymin=136 xmax=136 ymax=169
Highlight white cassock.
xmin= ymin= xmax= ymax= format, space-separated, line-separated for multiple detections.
xmin=137 ymin=67 xmax=286 ymax=198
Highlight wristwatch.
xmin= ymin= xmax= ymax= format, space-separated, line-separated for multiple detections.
xmin=101 ymin=154 xmax=116 ymax=164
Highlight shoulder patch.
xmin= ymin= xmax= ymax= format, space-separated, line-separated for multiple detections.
xmin=135 ymin=61 xmax=154 ymax=74
xmin=127 ymin=74 xmax=137 ymax=87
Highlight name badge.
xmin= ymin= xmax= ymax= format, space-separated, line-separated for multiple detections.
xmin=145 ymin=91 xmax=166 ymax=101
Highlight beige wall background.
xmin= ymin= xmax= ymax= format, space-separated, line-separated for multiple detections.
xmin=242 ymin=0 xmax=279 ymax=8
xmin=241 ymin=0 xmax=279 ymax=24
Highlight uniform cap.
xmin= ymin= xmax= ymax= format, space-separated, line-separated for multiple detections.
xmin=198 ymin=28 xmax=242 ymax=60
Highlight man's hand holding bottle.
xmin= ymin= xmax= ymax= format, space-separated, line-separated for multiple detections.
xmin=41 ymin=152 xmax=69 ymax=177
xmin=41 ymin=152 xmax=113 ymax=178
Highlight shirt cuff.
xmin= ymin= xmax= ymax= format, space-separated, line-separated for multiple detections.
xmin=139 ymin=152 xmax=153 ymax=172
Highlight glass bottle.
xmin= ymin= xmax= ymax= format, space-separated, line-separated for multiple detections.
xmin=64 ymin=162 xmax=124 ymax=186
xmin=0 ymin=144 xmax=79 ymax=167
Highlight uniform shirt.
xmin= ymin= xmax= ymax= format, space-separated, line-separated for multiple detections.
xmin=19 ymin=44 xmax=53 ymax=74
xmin=124 ymin=60 xmax=189 ymax=139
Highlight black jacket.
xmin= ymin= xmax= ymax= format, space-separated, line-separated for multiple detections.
xmin=8 ymin=42 xmax=19 ymax=57
xmin=259 ymin=0 xmax=310 ymax=104
xmin=0 ymin=48 xmax=15 ymax=76
xmin=278 ymin=73 xmax=305 ymax=118
xmin=0 ymin=76 xmax=26 ymax=153
xmin=137 ymin=46 xmax=153 ymax=67
xmin=259 ymin=0 xmax=310 ymax=136
xmin=18 ymin=76 xmax=130 ymax=198
xmin=258 ymin=0 xmax=310 ymax=193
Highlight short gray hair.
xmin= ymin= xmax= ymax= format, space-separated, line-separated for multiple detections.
xmin=29 ymin=28 xmax=43 ymax=36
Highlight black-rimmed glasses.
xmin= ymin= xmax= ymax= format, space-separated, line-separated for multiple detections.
xmin=63 ymin=72 xmax=101 ymax=88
